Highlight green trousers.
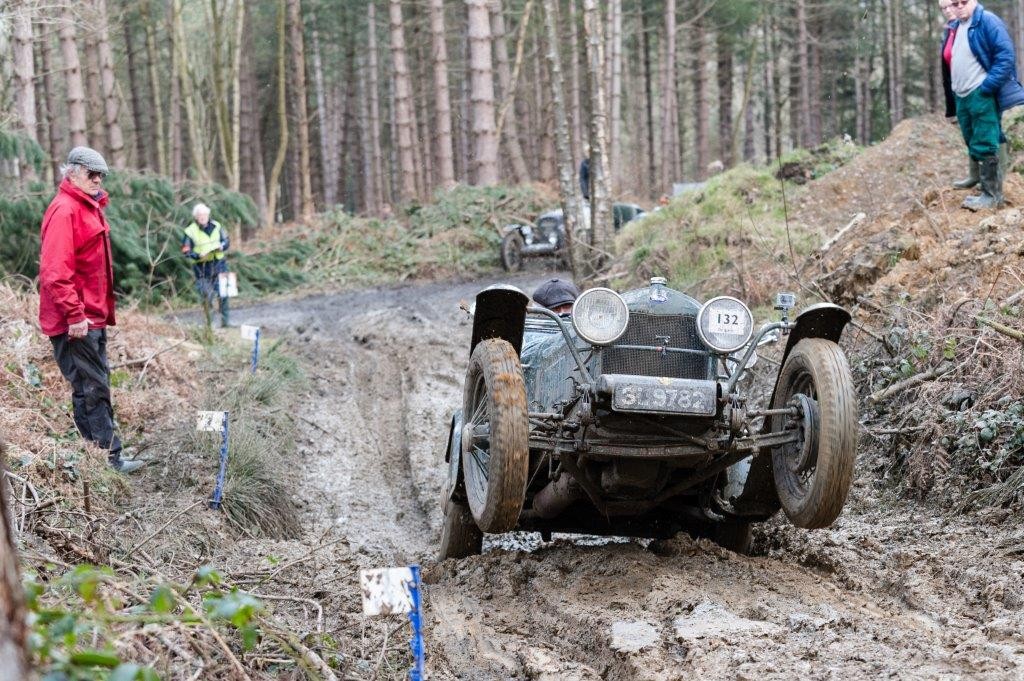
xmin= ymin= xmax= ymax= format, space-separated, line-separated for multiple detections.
xmin=956 ymin=88 xmax=1001 ymax=160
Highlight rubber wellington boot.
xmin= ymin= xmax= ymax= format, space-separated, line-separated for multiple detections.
xmin=953 ymin=158 xmax=980 ymax=189
xmin=962 ymin=155 xmax=1003 ymax=211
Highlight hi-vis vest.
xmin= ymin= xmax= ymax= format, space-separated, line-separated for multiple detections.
xmin=184 ymin=221 xmax=225 ymax=262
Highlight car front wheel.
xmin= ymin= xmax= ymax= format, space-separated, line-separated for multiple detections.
xmin=771 ymin=338 xmax=857 ymax=529
xmin=461 ymin=338 xmax=529 ymax=533
xmin=500 ymin=231 xmax=524 ymax=272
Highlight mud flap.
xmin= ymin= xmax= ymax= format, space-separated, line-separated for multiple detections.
xmin=722 ymin=303 xmax=851 ymax=520
xmin=470 ymin=285 xmax=530 ymax=358
xmin=444 ymin=411 xmax=466 ymax=503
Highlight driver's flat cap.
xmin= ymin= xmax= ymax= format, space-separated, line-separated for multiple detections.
xmin=533 ymin=278 xmax=580 ymax=309
xmin=66 ymin=146 xmax=109 ymax=175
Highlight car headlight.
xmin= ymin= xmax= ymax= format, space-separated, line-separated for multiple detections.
xmin=572 ymin=288 xmax=629 ymax=345
xmin=697 ymin=296 xmax=754 ymax=353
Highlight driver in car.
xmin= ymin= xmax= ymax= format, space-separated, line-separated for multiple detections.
xmin=532 ymin=278 xmax=579 ymax=316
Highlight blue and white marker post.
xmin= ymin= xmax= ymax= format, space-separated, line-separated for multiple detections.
xmin=240 ymin=324 xmax=261 ymax=373
xmin=360 ymin=565 xmax=426 ymax=679
xmin=197 ymin=410 xmax=230 ymax=510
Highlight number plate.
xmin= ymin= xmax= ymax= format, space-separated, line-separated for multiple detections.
xmin=707 ymin=305 xmax=748 ymax=336
xmin=611 ymin=377 xmax=717 ymax=416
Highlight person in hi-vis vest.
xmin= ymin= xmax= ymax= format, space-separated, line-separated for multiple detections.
xmin=181 ymin=203 xmax=231 ymax=327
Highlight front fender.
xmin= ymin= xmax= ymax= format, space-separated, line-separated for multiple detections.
xmin=470 ymin=285 xmax=530 ymax=358
xmin=721 ymin=303 xmax=851 ymax=520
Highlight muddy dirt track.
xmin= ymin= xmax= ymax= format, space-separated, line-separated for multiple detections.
xmin=227 ymin=273 xmax=1024 ymax=680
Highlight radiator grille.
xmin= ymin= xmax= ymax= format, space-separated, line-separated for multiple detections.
xmin=602 ymin=312 xmax=710 ymax=379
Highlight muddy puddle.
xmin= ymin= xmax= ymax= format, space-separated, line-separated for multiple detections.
xmin=225 ymin=273 xmax=1024 ymax=680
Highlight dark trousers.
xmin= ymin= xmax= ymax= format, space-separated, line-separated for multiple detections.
xmin=50 ymin=328 xmax=122 ymax=456
xmin=196 ymin=275 xmax=230 ymax=324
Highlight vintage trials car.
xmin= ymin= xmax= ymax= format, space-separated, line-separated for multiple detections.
xmin=500 ymin=203 xmax=646 ymax=272
xmin=438 ymin=278 xmax=858 ymax=558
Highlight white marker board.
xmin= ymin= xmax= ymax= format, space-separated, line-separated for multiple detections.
xmin=196 ymin=411 xmax=227 ymax=432
xmin=218 ymin=272 xmax=238 ymax=298
xmin=360 ymin=567 xmax=414 ymax=616
xmin=240 ymin=324 xmax=260 ymax=341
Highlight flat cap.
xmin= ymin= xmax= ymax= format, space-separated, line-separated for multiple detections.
xmin=67 ymin=146 xmax=109 ymax=175
xmin=533 ymin=278 xmax=580 ymax=309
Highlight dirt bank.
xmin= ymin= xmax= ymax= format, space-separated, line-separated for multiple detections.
xmin=226 ymin=270 xmax=1023 ymax=680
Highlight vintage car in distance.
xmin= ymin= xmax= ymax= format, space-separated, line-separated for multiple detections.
xmin=500 ymin=203 xmax=646 ymax=272
xmin=439 ymin=278 xmax=858 ymax=558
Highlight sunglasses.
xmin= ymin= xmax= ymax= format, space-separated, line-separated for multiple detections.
xmin=87 ymin=170 xmax=106 ymax=181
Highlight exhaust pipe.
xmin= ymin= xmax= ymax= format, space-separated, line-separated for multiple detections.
xmin=532 ymin=475 xmax=585 ymax=519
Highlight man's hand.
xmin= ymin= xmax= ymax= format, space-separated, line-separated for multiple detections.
xmin=68 ymin=320 xmax=89 ymax=339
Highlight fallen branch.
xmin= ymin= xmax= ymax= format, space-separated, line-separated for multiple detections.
xmin=262 ymin=621 xmax=338 ymax=681
xmin=868 ymin=362 xmax=955 ymax=404
xmin=819 ymin=212 xmax=866 ymax=255
xmin=913 ymin=199 xmax=944 ymax=240
xmin=126 ymin=500 xmax=205 ymax=557
xmin=110 ymin=339 xmax=187 ymax=370
xmin=976 ymin=315 xmax=1024 ymax=342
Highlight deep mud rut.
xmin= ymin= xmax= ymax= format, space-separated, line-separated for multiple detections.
xmin=226 ymin=274 xmax=1024 ymax=680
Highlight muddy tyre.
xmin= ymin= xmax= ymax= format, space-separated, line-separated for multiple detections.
xmin=500 ymin=232 xmax=524 ymax=272
xmin=438 ymin=500 xmax=483 ymax=560
xmin=714 ymin=521 xmax=753 ymax=555
xmin=771 ymin=338 xmax=857 ymax=529
xmin=462 ymin=339 xmax=529 ymax=533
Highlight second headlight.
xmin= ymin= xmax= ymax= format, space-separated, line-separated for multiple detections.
xmin=697 ymin=296 xmax=754 ymax=353
xmin=572 ymin=288 xmax=629 ymax=345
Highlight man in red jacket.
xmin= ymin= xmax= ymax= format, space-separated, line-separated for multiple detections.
xmin=39 ymin=147 xmax=143 ymax=473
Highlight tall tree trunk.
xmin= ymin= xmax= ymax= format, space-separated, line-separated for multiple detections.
xmin=692 ymin=16 xmax=709 ymax=178
xmin=265 ymin=0 xmax=290 ymax=225
xmin=387 ymin=0 xmax=418 ymax=202
xmin=490 ymin=0 xmax=531 ymax=184
xmin=39 ymin=22 xmax=65 ymax=182
xmin=366 ymin=3 xmax=386 ymax=210
xmin=168 ymin=8 xmax=183 ymax=181
xmin=83 ymin=32 xmax=105 ymax=150
xmin=660 ymin=0 xmax=677 ymax=188
xmin=0 ymin=443 xmax=30 ymax=681
xmin=239 ymin=0 xmax=266 ymax=218
xmin=606 ymin=0 xmax=623 ymax=192
xmin=467 ymin=0 xmax=500 ymax=185
xmin=583 ymin=0 xmax=611 ymax=270
xmin=122 ymin=7 xmax=150 ymax=169
xmin=96 ymin=0 xmax=125 ymax=167
xmin=641 ymin=4 xmax=656 ymax=195
xmin=172 ymin=0 xmax=208 ymax=181
xmin=796 ymin=0 xmax=811 ymax=147
xmin=716 ymin=30 xmax=734 ymax=168
xmin=208 ymin=0 xmax=233 ymax=188
xmin=229 ymin=0 xmax=244 ymax=191
xmin=567 ymin=0 xmax=583 ymax=169
xmin=808 ymin=14 xmax=822 ymax=144
xmin=287 ymin=0 xmax=316 ymax=220
xmin=60 ymin=3 xmax=88 ymax=149
xmin=762 ymin=9 xmax=775 ymax=160
xmin=142 ymin=0 xmax=167 ymax=176
xmin=311 ymin=25 xmax=337 ymax=206
xmin=358 ymin=54 xmax=378 ymax=213
xmin=542 ymin=0 xmax=583 ymax=279
xmin=12 ymin=1 xmax=37 ymax=181
xmin=428 ymin=0 xmax=457 ymax=188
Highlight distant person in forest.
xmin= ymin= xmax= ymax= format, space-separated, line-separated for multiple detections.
xmin=949 ymin=0 xmax=1024 ymax=210
xmin=579 ymin=157 xmax=590 ymax=200
xmin=181 ymin=203 xmax=232 ymax=327
xmin=38 ymin=147 xmax=144 ymax=474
